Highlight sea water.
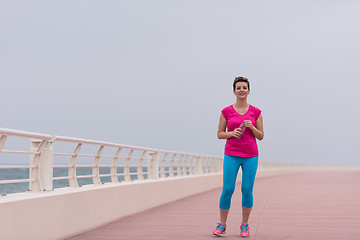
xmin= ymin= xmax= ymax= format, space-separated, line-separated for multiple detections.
xmin=0 ymin=166 xmax=152 ymax=194
xmin=0 ymin=165 xmax=185 ymax=194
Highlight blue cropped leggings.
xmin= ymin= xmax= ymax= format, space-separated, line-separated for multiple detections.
xmin=219 ymin=155 xmax=258 ymax=209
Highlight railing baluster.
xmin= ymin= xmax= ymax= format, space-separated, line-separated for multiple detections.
xmin=0 ymin=135 xmax=7 ymax=151
xmin=216 ymin=157 xmax=221 ymax=172
xmin=92 ymin=146 xmax=104 ymax=184
xmin=169 ymin=153 xmax=176 ymax=177
xmin=209 ymin=157 xmax=214 ymax=173
xmin=190 ymin=156 xmax=195 ymax=175
xmin=124 ymin=149 xmax=134 ymax=182
xmin=29 ymin=139 xmax=53 ymax=191
xmin=214 ymin=158 xmax=218 ymax=173
xmin=69 ymin=143 xmax=82 ymax=187
xmin=211 ymin=157 xmax=217 ymax=173
xmin=206 ymin=157 xmax=211 ymax=173
xmin=182 ymin=155 xmax=188 ymax=176
xmin=111 ymin=148 xmax=121 ymax=183
xmin=160 ymin=153 xmax=167 ymax=178
xmin=195 ymin=156 xmax=202 ymax=175
xmin=147 ymin=151 xmax=159 ymax=179
xmin=202 ymin=157 xmax=207 ymax=174
xmin=137 ymin=151 xmax=146 ymax=180
xmin=177 ymin=154 xmax=183 ymax=176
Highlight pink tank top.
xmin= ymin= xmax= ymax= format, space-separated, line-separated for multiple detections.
xmin=221 ymin=104 xmax=262 ymax=157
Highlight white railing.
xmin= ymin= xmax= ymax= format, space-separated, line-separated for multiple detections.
xmin=0 ymin=128 xmax=223 ymax=195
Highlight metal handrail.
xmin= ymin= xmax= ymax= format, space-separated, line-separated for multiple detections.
xmin=0 ymin=178 xmax=36 ymax=184
xmin=0 ymin=128 xmax=223 ymax=195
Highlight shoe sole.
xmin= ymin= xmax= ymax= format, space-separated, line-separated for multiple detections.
xmin=213 ymin=232 xmax=226 ymax=237
xmin=240 ymin=234 xmax=250 ymax=237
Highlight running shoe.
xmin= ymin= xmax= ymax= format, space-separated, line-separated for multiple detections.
xmin=212 ymin=222 xmax=226 ymax=236
xmin=240 ymin=223 xmax=250 ymax=237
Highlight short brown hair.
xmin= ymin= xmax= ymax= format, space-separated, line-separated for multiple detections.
xmin=233 ymin=76 xmax=250 ymax=91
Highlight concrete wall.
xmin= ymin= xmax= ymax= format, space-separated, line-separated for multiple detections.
xmin=0 ymin=168 xmax=306 ymax=240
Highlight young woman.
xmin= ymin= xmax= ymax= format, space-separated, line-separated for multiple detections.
xmin=213 ymin=77 xmax=264 ymax=237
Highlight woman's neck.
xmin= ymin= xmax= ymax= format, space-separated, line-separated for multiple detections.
xmin=234 ymin=99 xmax=248 ymax=108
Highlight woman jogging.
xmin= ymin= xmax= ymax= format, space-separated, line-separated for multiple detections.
xmin=213 ymin=76 xmax=264 ymax=237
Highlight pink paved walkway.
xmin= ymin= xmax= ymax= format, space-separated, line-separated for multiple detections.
xmin=67 ymin=170 xmax=360 ymax=240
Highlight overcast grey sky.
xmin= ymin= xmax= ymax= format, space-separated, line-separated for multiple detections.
xmin=1 ymin=1 xmax=359 ymax=166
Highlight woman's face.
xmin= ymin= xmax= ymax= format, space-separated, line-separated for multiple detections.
xmin=233 ymin=82 xmax=250 ymax=99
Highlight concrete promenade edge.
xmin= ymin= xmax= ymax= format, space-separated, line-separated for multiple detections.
xmin=67 ymin=170 xmax=360 ymax=240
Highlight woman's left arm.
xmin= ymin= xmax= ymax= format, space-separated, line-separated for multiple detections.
xmin=244 ymin=114 xmax=264 ymax=141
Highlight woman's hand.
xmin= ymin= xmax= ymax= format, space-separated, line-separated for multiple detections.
xmin=231 ymin=128 xmax=242 ymax=138
xmin=218 ymin=113 xmax=264 ymax=140
xmin=244 ymin=115 xmax=264 ymax=141
xmin=243 ymin=120 xmax=255 ymax=129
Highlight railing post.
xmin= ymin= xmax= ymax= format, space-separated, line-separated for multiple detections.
xmin=177 ymin=154 xmax=183 ymax=176
xmin=169 ymin=153 xmax=175 ymax=177
xmin=190 ymin=156 xmax=195 ymax=175
xmin=147 ymin=151 xmax=159 ymax=179
xmin=160 ymin=153 xmax=167 ymax=178
xmin=137 ymin=151 xmax=146 ymax=180
xmin=182 ymin=155 xmax=188 ymax=176
xmin=111 ymin=148 xmax=121 ymax=183
xmin=210 ymin=157 xmax=216 ymax=173
xmin=217 ymin=157 xmax=223 ymax=173
xmin=195 ymin=156 xmax=203 ymax=175
xmin=204 ymin=157 xmax=210 ymax=173
xmin=29 ymin=139 xmax=53 ymax=191
xmin=124 ymin=149 xmax=134 ymax=182
xmin=0 ymin=135 xmax=7 ymax=151
xmin=93 ymin=146 xmax=104 ymax=184
xmin=69 ymin=143 xmax=81 ymax=188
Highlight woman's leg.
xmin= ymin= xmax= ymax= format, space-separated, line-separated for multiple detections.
xmin=219 ymin=209 xmax=230 ymax=223
xmin=242 ymin=206 xmax=252 ymax=223
xmin=240 ymin=156 xmax=258 ymax=223
xmin=219 ymin=155 xmax=242 ymax=223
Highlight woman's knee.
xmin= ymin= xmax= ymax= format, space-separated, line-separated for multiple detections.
xmin=241 ymin=184 xmax=253 ymax=196
xmin=221 ymin=185 xmax=235 ymax=197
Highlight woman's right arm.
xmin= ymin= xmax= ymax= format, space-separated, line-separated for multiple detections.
xmin=217 ymin=113 xmax=241 ymax=139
